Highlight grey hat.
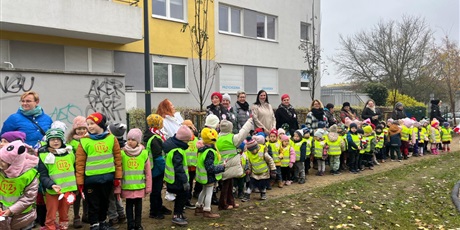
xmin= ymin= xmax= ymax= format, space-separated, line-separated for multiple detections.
xmin=108 ymin=123 xmax=127 ymax=138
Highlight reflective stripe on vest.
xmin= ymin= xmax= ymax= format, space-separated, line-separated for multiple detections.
xmin=268 ymin=141 xmax=281 ymax=163
xmin=280 ymin=146 xmax=290 ymax=167
xmin=215 ymin=134 xmax=237 ymax=160
xmin=196 ymin=148 xmax=221 ymax=184
xmin=185 ymin=137 xmax=198 ymax=167
xmin=434 ymin=129 xmax=441 ymax=143
xmin=292 ymin=140 xmax=305 ymax=161
xmin=401 ymin=126 xmax=410 ymax=141
xmin=419 ymin=127 xmax=426 ymax=143
xmin=313 ymin=140 xmax=324 ymax=158
xmin=247 ymin=150 xmax=268 ymax=175
xmin=80 ymin=135 xmax=115 ymax=176
xmin=121 ymin=150 xmax=148 ymax=190
xmin=375 ymin=133 xmax=385 ymax=148
xmin=364 ymin=136 xmax=374 ymax=152
xmin=441 ymin=127 xmax=452 ymax=141
xmin=0 ymin=168 xmax=38 ymax=214
xmin=351 ymin=133 xmax=360 ymax=150
xmin=146 ymin=134 xmax=162 ymax=170
xmin=164 ymin=148 xmax=189 ymax=184
xmin=39 ymin=152 xmax=77 ymax=195
xmin=326 ymin=136 xmax=341 ymax=156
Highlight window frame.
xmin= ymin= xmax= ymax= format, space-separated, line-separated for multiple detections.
xmin=300 ymin=70 xmax=311 ymax=91
xmin=152 ymin=0 xmax=187 ymax=23
xmin=218 ymin=4 xmax=242 ymax=35
xmin=256 ymin=13 xmax=277 ymax=41
xmin=300 ymin=22 xmax=311 ymax=41
xmin=152 ymin=59 xmax=188 ymax=92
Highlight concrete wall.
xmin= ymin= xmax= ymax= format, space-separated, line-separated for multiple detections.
xmin=0 ymin=69 xmax=126 ymax=127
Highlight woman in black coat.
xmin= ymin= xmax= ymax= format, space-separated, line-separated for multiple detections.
xmin=430 ymin=99 xmax=445 ymax=122
xmin=275 ymin=94 xmax=299 ymax=136
xmin=361 ymin=99 xmax=382 ymax=127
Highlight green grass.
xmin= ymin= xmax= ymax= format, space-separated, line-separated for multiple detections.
xmin=177 ymin=153 xmax=460 ymax=229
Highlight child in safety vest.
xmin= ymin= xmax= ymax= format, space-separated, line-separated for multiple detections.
xmin=267 ymin=129 xmax=282 ymax=188
xmin=38 ymin=128 xmax=77 ymax=230
xmin=115 ymin=128 xmax=152 ymax=230
xmin=195 ymin=128 xmax=226 ymax=219
xmin=361 ymin=125 xmax=376 ymax=170
xmin=346 ymin=123 xmax=361 ymax=174
xmin=66 ymin=116 xmax=88 ymax=228
xmin=182 ymin=120 xmax=201 ymax=210
xmin=429 ymin=119 xmax=441 ymax=155
xmin=290 ymin=130 xmax=307 ymax=183
xmin=163 ymin=125 xmax=194 ymax=226
xmin=418 ymin=119 xmax=428 ymax=156
xmin=301 ymin=127 xmax=313 ymax=176
xmin=0 ymin=140 xmax=39 ymax=230
xmin=374 ymin=125 xmax=386 ymax=162
xmin=326 ymin=125 xmax=345 ymax=175
xmin=75 ymin=113 xmax=123 ymax=230
xmin=441 ymin=122 xmax=453 ymax=152
xmin=241 ymin=137 xmax=276 ymax=201
xmin=313 ymin=130 xmax=327 ymax=176
xmin=278 ymin=134 xmax=295 ymax=186
xmin=337 ymin=124 xmax=348 ymax=171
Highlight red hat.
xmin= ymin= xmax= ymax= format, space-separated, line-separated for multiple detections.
xmin=87 ymin=112 xmax=107 ymax=130
xmin=254 ymin=127 xmax=264 ymax=134
xmin=281 ymin=94 xmax=290 ymax=101
xmin=211 ymin=92 xmax=223 ymax=102
xmin=269 ymin=129 xmax=278 ymax=137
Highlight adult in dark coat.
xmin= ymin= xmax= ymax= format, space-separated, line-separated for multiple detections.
xmin=207 ymin=92 xmax=229 ymax=121
xmin=391 ymin=102 xmax=407 ymax=120
xmin=361 ymin=99 xmax=383 ymax=127
xmin=275 ymin=94 xmax=299 ymax=136
xmin=324 ymin=103 xmax=338 ymax=127
xmin=430 ymin=99 xmax=445 ymax=122
xmin=340 ymin=102 xmax=357 ymax=123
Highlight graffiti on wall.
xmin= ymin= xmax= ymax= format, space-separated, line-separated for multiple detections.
xmin=85 ymin=78 xmax=125 ymax=122
xmin=0 ymin=73 xmax=35 ymax=99
xmin=49 ymin=103 xmax=84 ymax=124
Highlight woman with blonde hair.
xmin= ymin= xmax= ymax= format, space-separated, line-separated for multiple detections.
xmin=305 ymin=99 xmax=327 ymax=132
xmin=157 ymin=99 xmax=184 ymax=139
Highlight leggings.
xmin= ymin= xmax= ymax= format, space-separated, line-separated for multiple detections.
xmin=280 ymin=166 xmax=291 ymax=181
xmin=197 ymin=184 xmax=214 ymax=212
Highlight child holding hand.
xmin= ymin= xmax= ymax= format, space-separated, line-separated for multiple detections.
xmin=278 ymin=135 xmax=295 ymax=186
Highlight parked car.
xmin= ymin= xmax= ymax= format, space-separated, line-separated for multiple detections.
xmin=442 ymin=112 xmax=460 ymax=126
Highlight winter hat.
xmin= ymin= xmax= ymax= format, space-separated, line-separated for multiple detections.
xmin=127 ymin=128 xmax=143 ymax=144
xmin=342 ymin=102 xmax=350 ymax=107
xmin=349 ymin=123 xmax=358 ymax=129
xmin=395 ymin=102 xmax=403 ymax=108
xmin=357 ymin=128 xmax=364 ymax=135
xmin=201 ymin=127 xmax=218 ymax=144
xmin=1 ymin=131 xmax=26 ymax=143
xmin=147 ymin=114 xmax=164 ymax=129
xmin=376 ymin=125 xmax=384 ymax=131
xmin=72 ymin=116 xmax=87 ymax=129
xmin=363 ymin=125 xmax=373 ymax=134
xmin=294 ymin=129 xmax=304 ymax=137
xmin=87 ymin=112 xmax=107 ymax=130
xmin=329 ymin=124 xmax=338 ymax=133
xmin=387 ymin=118 xmax=394 ymax=124
xmin=175 ymin=125 xmax=192 ymax=142
xmin=219 ymin=120 xmax=233 ymax=133
xmin=182 ymin=120 xmax=196 ymax=132
xmin=108 ymin=123 xmax=127 ymax=138
xmin=318 ymin=121 xmax=326 ymax=129
xmin=280 ymin=135 xmax=290 ymax=142
xmin=252 ymin=135 xmax=265 ymax=145
xmin=46 ymin=128 xmax=65 ymax=144
xmin=281 ymin=94 xmax=290 ymax=101
xmin=205 ymin=114 xmax=219 ymax=129
xmin=222 ymin=93 xmax=231 ymax=102
xmin=245 ymin=138 xmax=259 ymax=152
xmin=278 ymin=128 xmax=286 ymax=135
xmin=211 ymin=92 xmax=223 ymax=102
xmin=302 ymin=127 xmax=311 ymax=135
xmin=314 ymin=130 xmax=325 ymax=139
xmin=269 ymin=129 xmax=278 ymax=137
xmin=0 ymin=140 xmax=38 ymax=178
xmin=431 ymin=120 xmax=439 ymax=128
xmin=443 ymin=122 xmax=450 ymax=128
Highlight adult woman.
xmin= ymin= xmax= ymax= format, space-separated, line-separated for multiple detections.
xmin=430 ymin=99 xmax=445 ymax=122
xmin=234 ymin=90 xmax=251 ymax=130
xmin=1 ymin=91 xmax=52 ymax=146
xmin=324 ymin=103 xmax=337 ymax=127
xmin=339 ymin=102 xmax=357 ymax=123
xmin=361 ymin=99 xmax=383 ymax=127
xmin=221 ymin=93 xmax=238 ymax=133
xmin=305 ymin=99 xmax=328 ymax=131
xmin=275 ymin=94 xmax=299 ymax=136
xmin=206 ymin=92 xmax=228 ymax=121
xmin=157 ymin=99 xmax=184 ymax=139
xmin=391 ymin=102 xmax=407 ymax=120
xmin=252 ymin=90 xmax=276 ymax=135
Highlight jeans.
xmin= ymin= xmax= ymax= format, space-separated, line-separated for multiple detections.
xmin=389 ymin=145 xmax=402 ymax=160
xmin=294 ymin=162 xmax=305 ymax=179
xmin=108 ymin=189 xmax=124 ymax=220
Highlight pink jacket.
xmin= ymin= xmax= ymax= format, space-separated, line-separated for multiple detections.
xmin=115 ymin=156 xmax=152 ymax=199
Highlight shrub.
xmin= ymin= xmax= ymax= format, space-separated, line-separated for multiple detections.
xmin=364 ymin=83 xmax=388 ymax=106
xmin=386 ymin=90 xmax=425 ymax=107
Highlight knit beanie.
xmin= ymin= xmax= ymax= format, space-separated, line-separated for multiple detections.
xmin=252 ymin=135 xmax=265 ymax=145
xmin=329 ymin=124 xmax=338 ymax=133
xmin=349 ymin=123 xmax=358 ymax=129
xmin=318 ymin=121 xmax=326 ymax=129
xmin=219 ymin=120 xmax=233 ymax=133
xmin=205 ymin=114 xmax=219 ymax=129
xmin=222 ymin=93 xmax=231 ymax=102
xmin=280 ymin=135 xmax=290 ymax=142
xmin=363 ymin=125 xmax=373 ymax=134
xmin=269 ymin=129 xmax=278 ymax=137
xmin=281 ymin=94 xmax=290 ymax=101
xmin=431 ymin=119 xmax=439 ymax=128
xmin=72 ymin=116 xmax=87 ymax=129
xmin=87 ymin=112 xmax=107 ymax=130
xmin=147 ymin=114 xmax=164 ymax=129
xmin=343 ymin=102 xmax=350 ymax=107
xmin=211 ymin=92 xmax=223 ymax=102
xmin=294 ymin=129 xmax=304 ymax=137
xmin=201 ymin=127 xmax=218 ymax=144
xmin=51 ymin=121 xmax=68 ymax=133
xmin=443 ymin=122 xmax=450 ymax=128
xmin=278 ymin=128 xmax=286 ymax=135
xmin=175 ymin=125 xmax=192 ymax=141
xmin=108 ymin=123 xmax=127 ymax=138
xmin=1 ymin=131 xmax=26 ymax=143
xmin=314 ymin=130 xmax=324 ymax=139
xmin=46 ymin=128 xmax=65 ymax=145
xmin=127 ymin=128 xmax=143 ymax=144
xmin=245 ymin=138 xmax=259 ymax=152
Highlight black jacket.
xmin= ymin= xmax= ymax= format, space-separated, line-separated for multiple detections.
xmin=163 ymin=136 xmax=189 ymax=191
xmin=275 ymin=104 xmax=299 ymax=135
xmin=206 ymin=104 xmax=229 ymax=121
xmin=430 ymin=101 xmax=445 ymax=122
xmin=361 ymin=107 xmax=382 ymax=127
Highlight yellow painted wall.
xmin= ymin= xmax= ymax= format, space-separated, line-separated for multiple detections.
xmin=0 ymin=0 xmax=215 ymax=59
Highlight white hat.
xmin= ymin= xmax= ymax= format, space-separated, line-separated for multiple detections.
xmin=222 ymin=93 xmax=231 ymax=102
xmin=205 ymin=114 xmax=219 ymax=129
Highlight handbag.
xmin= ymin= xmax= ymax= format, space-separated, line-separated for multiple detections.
xmin=222 ymin=154 xmax=243 ymax=180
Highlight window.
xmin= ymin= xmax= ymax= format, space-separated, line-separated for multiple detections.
xmin=219 ymin=4 xmax=241 ymax=34
xmin=153 ymin=61 xmax=187 ymax=91
xmin=65 ymin=47 xmax=113 ymax=73
xmin=219 ymin=64 xmax=244 ymax=93
xmin=256 ymin=13 xmax=276 ymax=40
xmin=219 ymin=65 xmax=278 ymax=94
xmin=257 ymin=67 xmax=278 ymax=93
xmin=152 ymin=0 xmax=185 ymax=21
xmin=300 ymin=70 xmax=311 ymax=90
xmin=301 ymin=22 xmax=311 ymax=41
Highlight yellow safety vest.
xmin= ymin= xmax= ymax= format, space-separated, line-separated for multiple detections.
xmin=441 ymin=127 xmax=452 ymax=142
xmin=39 ymin=152 xmax=77 ymax=195
xmin=215 ymin=134 xmax=238 ymax=161
xmin=164 ymin=148 xmax=189 ymax=184
xmin=313 ymin=140 xmax=324 ymax=158
xmin=121 ymin=150 xmax=148 ymax=190
xmin=146 ymin=134 xmax=163 ymax=169
xmin=279 ymin=145 xmax=291 ymax=167
xmin=0 ymin=168 xmax=38 ymax=214
xmin=267 ymin=141 xmax=281 ymax=163
xmin=401 ymin=125 xmax=410 ymax=142
xmin=196 ymin=148 xmax=222 ymax=184
xmin=185 ymin=137 xmax=198 ymax=167
xmin=375 ymin=133 xmax=385 ymax=148
xmin=247 ymin=150 xmax=269 ymax=175
xmin=326 ymin=136 xmax=342 ymax=156
xmin=80 ymin=135 xmax=116 ymax=176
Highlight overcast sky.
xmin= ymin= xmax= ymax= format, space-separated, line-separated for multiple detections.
xmin=320 ymin=0 xmax=460 ymax=86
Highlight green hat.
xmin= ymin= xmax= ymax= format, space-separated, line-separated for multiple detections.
xmin=46 ymin=128 xmax=65 ymax=143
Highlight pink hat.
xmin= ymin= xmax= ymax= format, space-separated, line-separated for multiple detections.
xmin=252 ymin=135 xmax=265 ymax=145
xmin=73 ymin=116 xmax=87 ymax=129
xmin=127 ymin=128 xmax=143 ymax=144
xmin=0 ymin=140 xmax=38 ymax=178
xmin=281 ymin=94 xmax=290 ymax=101
xmin=280 ymin=135 xmax=289 ymax=142
xmin=176 ymin=125 xmax=192 ymax=141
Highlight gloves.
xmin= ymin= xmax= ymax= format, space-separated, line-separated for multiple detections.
xmin=114 ymin=179 xmax=121 ymax=187
xmin=270 ymin=171 xmax=277 ymax=179
xmin=289 ymin=162 xmax=293 ymax=168
xmin=183 ymin=182 xmax=190 ymax=191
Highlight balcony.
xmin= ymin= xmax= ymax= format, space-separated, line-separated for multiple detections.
xmin=0 ymin=0 xmax=142 ymax=44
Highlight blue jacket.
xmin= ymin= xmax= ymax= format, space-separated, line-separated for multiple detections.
xmin=1 ymin=108 xmax=52 ymax=146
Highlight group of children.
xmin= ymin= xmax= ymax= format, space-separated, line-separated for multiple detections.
xmin=0 ymin=111 xmax=456 ymax=230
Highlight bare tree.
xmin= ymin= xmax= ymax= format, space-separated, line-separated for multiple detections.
xmin=332 ymin=16 xmax=433 ymax=99
xmin=298 ymin=0 xmax=322 ymax=100
xmin=181 ymin=0 xmax=219 ymax=112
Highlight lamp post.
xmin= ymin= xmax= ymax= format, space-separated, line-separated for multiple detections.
xmin=143 ymin=0 xmax=152 ymax=127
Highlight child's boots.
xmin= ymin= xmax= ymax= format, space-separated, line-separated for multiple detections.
xmin=241 ymin=193 xmax=251 ymax=202
xmin=260 ymin=192 xmax=267 ymax=200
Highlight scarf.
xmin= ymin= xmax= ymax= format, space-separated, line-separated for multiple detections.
xmin=89 ymin=131 xmax=109 ymax=140
xmin=278 ymin=103 xmax=294 ymax=117
xmin=150 ymin=128 xmax=166 ymax=141
xmin=367 ymin=105 xmax=376 ymax=113
xmin=47 ymin=145 xmax=73 ymax=155
xmin=72 ymin=134 xmax=85 ymax=141
xmin=20 ymin=106 xmax=43 ymax=117
xmin=123 ymin=144 xmax=144 ymax=157
xmin=311 ymin=108 xmax=324 ymax=121
xmin=236 ymin=101 xmax=249 ymax=111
